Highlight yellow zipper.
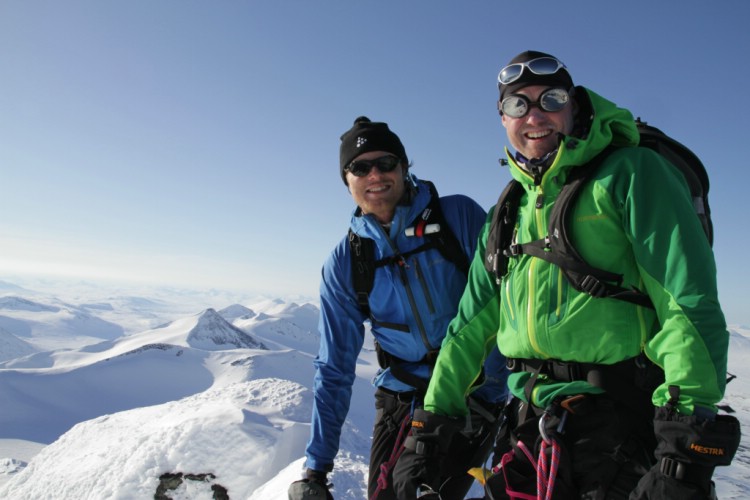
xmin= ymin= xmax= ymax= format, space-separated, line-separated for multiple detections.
xmin=526 ymin=257 xmax=551 ymax=357
xmin=527 ymin=185 xmax=552 ymax=358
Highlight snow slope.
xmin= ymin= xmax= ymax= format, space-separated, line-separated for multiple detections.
xmin=0 ymin=284 xmax=746 ymax=499
xmin=0 ymin=328 xmax=36 ymax=363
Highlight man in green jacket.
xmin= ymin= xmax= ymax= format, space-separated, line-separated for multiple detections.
xmin=392 ymin=51 xmax=739 ymax=499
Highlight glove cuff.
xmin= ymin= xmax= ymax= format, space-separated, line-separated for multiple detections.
xmin=654 ymin=407 xmax=741 ymax=468
xmin=305 ymin=468 xmax=328 ymax=484
xmin=659 ymin=457 xmax=714 ymax=489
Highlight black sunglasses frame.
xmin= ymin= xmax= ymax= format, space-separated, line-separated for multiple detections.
xmin=345 ymin=155 xmax=402 ymax=177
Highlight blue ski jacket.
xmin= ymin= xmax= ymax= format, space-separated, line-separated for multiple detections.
xmin=305 ymin=177 xmax=509 ymax=472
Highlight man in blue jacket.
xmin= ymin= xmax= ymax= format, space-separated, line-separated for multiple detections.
xmin=289 ymin=116 xmax=509 ymax=500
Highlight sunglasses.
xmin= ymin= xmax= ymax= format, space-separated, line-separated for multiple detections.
xmin=345 ymin=155 xmax=401 ymax=177
xmin=499 ymin=87 xmax=570 ymax=118
xmin=498 ymin=56 xmax=567 ymax=86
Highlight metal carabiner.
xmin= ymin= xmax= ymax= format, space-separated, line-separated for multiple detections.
xmin=538 ymin=410 xmax=552 ymax=444
xmin=539 ymin=405 xmax=569 ymax=444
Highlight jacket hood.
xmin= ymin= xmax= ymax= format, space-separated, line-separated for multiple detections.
xmin=505 ymin=86 xmax=640 ymax=188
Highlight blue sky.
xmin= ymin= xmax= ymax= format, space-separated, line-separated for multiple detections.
xmin=1 ymin=1 xmax=749 ymax=324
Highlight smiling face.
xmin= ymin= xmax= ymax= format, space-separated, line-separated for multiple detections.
xmin=501 ymin=85 xmax=576 ymax=161
xmin=345 ymin=150 xmax=406 ymax=224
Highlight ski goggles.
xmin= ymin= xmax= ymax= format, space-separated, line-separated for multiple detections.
xmin=345 ymin=155 xmax=401 ymax=177
xmin=499 ymin=87 xmax=570 ymax=118
xmin=498 ymin=56 xmax=567 ymax=86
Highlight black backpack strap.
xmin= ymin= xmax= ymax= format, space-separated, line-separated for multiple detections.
xmin=526 ymin=155 xmax=654 ymax=308
xmin=349 ymin=229 xmax=412 ymax=331
xmin=415 ymin=180 xmax=471 ymax=276
xmin=349 ymin=180 xmax=471 ymax=319
xmin=484 ymin=179 xmax=525 ymax=283
xmin=349 ymin=225 xmax=414 ymax=324
xmin=348 ymin=180 xmax=474 ymax=391
xmin=489 ymin=120 xmax=710 ymax=311
xmin=493 ymin=155 xmax=654 ymax=309
xmin=348 ymin=229 xmax=377 ymax=317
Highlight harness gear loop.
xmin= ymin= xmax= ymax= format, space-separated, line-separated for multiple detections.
xmin=499 ymin=441 xmax=537 ymax=500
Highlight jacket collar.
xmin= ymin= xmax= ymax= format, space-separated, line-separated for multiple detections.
xmin=504 ymin=86 xmax=640 ymax=191
xmin=349 ymin=176 xmax=431 ymax=241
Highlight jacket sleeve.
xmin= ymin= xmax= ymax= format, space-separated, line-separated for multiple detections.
xmin=304 ymin=242 xmax=367 ymax=471
xmin=613 ymin=148 xmax=728 ymax=414
xmin=423 ymin=210 xmax=503 ymax=416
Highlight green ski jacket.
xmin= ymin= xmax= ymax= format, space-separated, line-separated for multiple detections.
xmin=424 ymin=87 xmax=729 ymax=417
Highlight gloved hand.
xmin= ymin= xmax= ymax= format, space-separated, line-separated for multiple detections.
xmin=631 ymin=406 xmax=741 ymax=499
xmin=391 ymin=408 xmax=465 ymax=500
xmin=288 ymin=468 xmax=333 ymax=500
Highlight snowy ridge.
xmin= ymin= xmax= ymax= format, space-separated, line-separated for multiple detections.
xmin=0 ymin=296 xmax=59 ymax=313
xmin=218 ymin=304 xmax=256 ymax=321
xmin=233 ymin=302 xmax=320 ymax=355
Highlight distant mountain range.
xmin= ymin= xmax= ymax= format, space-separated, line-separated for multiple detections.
xmin=0 ymin=283 xmax=746 ymax=499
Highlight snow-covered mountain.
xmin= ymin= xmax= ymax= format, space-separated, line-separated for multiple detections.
xmin=148 ymin=307 xmax=267 ymax=351
xmin=218 ymin=304 xmax=256 ymax=321
xmin=0 ymin=295 xmax=124 ymax=351
xmin=0 ymin=282 xmax=746 ymax=499
xmin=0 ymin=328 xmax=36 ymax=363
xmin=233 ymin=302 xmax=321 ymax=354
xmin=0 ymin=304 xmax=278 ymax=444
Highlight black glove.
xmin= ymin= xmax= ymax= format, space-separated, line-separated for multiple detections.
xmin=288 ymin=468 xmax=333 ymax=500
xmin=631 ymin=406 xmax=741 ymax=499
xmin=392 ymin=408 xmax=465 ymax=500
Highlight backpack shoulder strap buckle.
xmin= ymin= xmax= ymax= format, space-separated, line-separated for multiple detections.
xmin=579 ymin=274 xmax=608 ymax=298
xmin=504 ymin=243 xmax=522 ymax=257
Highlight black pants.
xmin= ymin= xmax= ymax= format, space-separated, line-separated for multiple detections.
xmin=486 ymin=395 xmax=656 ymax=500
xmin=369 ymin=388 xmax=415 ymax=500
xmin=370 ymin=388 xmax=498 ymax=500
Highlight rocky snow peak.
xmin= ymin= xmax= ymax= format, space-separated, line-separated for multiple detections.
xmin=186 ymin=309 xmax=267 ymax=350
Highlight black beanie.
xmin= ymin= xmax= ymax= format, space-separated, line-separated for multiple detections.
xmin=339 ymin=116 xmax=407 ymax=184
xmin=498 ymin=50 xmax=574 ymax=101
